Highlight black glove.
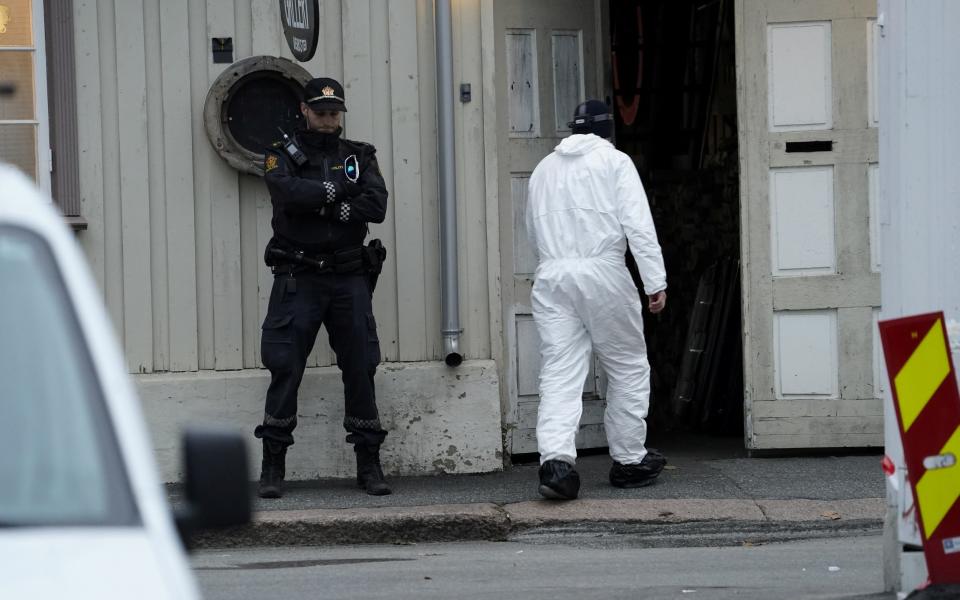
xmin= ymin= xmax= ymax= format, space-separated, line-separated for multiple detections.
xmin=317 ymin=201 xmax=352 ymax=222
xmin=341 ymin=180 xmax=362 ymax=198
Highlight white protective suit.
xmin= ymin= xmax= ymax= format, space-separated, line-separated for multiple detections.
xmin=526 ymin=133 xmax=666 ymax=466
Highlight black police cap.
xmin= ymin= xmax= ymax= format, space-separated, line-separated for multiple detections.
xmin=304 ymin=77 xmax=347 ymax=112
xmin=568 ymin=99 xmax=613 ymax=138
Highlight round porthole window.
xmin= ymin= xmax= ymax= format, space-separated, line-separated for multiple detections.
xmin=203 ymin=56 xmax=313 ymax=176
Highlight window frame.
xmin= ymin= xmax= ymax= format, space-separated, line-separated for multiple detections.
xmin=0 ymin=0 xmax=51 ymax=192
xmin=1 ymin=0 xmax=84 ymax=229
xmin=43 ymin=0 xmax=83 ymax=227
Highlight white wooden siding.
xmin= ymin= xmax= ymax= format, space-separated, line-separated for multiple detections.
xmin=72 ymin=0 xmax=495 ymax=373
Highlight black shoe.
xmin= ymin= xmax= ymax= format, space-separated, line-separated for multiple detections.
xmin=609 ymin=449 xmax=667 ymax=488
xmin=538 ymin=459 xmax=581 ymax=500
xmin=355 ymin=445 xmax=392 ymax=496
xmin=258 ymin=439 xmax=287 ymax=499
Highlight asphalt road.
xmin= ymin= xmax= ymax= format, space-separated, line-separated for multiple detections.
xmin=192 ymin=534 xmax=893 ymax=600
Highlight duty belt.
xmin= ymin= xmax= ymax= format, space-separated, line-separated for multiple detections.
xmin=267 ymin=246 xmax=364 ymax=275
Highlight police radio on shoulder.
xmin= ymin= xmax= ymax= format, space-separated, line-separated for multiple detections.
xmin=277 ymin=127 xmax=308 ymax=167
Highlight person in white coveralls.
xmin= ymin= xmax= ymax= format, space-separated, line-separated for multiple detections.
xmin=526 ymin=99 xmax=668 ymax=500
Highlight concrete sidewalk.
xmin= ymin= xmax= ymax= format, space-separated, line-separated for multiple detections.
xmin=172 ymin=434 xmax=887 ymax=549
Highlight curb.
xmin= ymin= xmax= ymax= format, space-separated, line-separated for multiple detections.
xmin=191 ymin=498 xmax=885 ymax=549
xmin=192 ymin=503 xmax=510 ymax=548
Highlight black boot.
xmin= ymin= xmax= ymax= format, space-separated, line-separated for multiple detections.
xmin=538 ymin=459 xmax=580 ymax=500
xmin=258 ymin=439 xmax=287 ymax=499
xmin=355 ymin=445 xmax=391 ymax=496
xmin=609 ymin=449 xmax=666 ymax=488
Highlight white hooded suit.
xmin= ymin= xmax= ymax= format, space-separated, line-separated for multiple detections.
xmin=526 ymin=133 xmax=666 ymax=466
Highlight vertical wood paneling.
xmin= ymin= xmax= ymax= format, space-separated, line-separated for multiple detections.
xmin=481 ymin=0 xmax=504 ymax=373
xmin=207 ymin=0 xmax=243 ymax=370
xmin=457 ymin=0 xmax=491 ymax=360
xmin=251 ymin=0 xmax=281 ymax=55
xmin=371 ymin=0 xmax=400 ymax=362
xmin=73 ymin=0 xmax=106 ymax=292
xmin=239 ymin=175 xmax=261 ymax=368
xmin=321 ymin=0 xmax=343 ymax=82
xmin=298 ymin=0 xmax=328 ymax=77
xmin=255 ymin=193 xmax=273 ymax=367
xmin=417 ymin=0 xmax=442 ymax=359
xmin=832 ymin=18 xmax=868 ymax=131
xmin=143 ymin=0 xmax=169 ymax=372
xmin=188 ymin=0 xmax=215 ymax=370
xmin=251 ymin=0 xmax=282 ymax=369
xmin=96 ymin=0 xmax=125 ymax=348
xmin=234 ymin=0 xmax=252 ymax=59
xmin=114 ymin=0 xmax=153 ymax=373
xmin=76 ymin=0 xmax=499 ymax=373
xmin=389 ymin=0 xmax=428 ymax=361
xmin=236 ymin=6 xmax=259 ymax=370
xmin=159 ymin=0 xmax=199 ymax=371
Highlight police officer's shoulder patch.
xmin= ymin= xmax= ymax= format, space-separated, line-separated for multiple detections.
xmin=264 ymin=154 xmax=279 ymax=172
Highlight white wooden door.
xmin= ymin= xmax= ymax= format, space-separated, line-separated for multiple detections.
xmin=494 ymin=0 xmax=608 ymax=455
xmin=736 ymin=0 xmax=882 ymax=449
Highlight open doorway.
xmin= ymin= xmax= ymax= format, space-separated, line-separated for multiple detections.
xmin=610 ymin=0 xmax=744 ymax=439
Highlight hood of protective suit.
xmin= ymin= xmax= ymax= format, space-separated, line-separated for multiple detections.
xmin=554 ymin=133 xmax=611 ymax=156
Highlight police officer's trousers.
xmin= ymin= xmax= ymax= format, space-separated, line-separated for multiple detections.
xmin=254 ymin=270 xmax=387 ymax=449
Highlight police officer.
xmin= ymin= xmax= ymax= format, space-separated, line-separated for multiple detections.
xmin=255 ymin=77 xmax=390 ymax=498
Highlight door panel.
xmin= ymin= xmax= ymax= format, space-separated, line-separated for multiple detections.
xmin=767 ymin=22 xmax=832 ymax=131
xmin=737 ymin=0 xmax=881 ymax=449
xmin=496 ymin=0 xmax=606 ymax=455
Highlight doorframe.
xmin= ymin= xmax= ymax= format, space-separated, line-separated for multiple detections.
xmin=490 ymin=0 xmax=611 ymax=458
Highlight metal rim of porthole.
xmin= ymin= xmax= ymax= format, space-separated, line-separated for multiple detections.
xmin=203 ymin=55 xmax=313 ymax=176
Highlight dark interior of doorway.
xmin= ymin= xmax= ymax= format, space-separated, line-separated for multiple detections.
xmin=611 ymin=0 xmax=743 ymax=439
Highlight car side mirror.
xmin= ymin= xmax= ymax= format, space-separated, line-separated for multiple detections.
xmin=175 ymin=426 xmax=251 ymax=547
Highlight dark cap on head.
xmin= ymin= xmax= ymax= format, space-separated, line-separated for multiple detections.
xmin=569 ymin=99 xmax=613 ymax=139
xmin=304 ymin=77 xmax=347 ymax=112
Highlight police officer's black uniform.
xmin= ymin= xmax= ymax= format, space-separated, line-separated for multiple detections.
xmin=255 ymin=78 xmax=390 ymax=497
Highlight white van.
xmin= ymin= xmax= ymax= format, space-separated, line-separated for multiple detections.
xmin=0 ymin=164 xmax=249 ymax=598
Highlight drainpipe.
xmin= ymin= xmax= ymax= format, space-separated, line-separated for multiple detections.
xmin=435 ymin=0 xmax=463 ymax=367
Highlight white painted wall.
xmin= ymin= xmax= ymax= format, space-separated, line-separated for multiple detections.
xmin=878 ymin=0 xmax=960 ymax=592
xmin=69 ymin=0 xmax=505 ymax=478
xmin=72 ymin=0 xmax=499 ymax=374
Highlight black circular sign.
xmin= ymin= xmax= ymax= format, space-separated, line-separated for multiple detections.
xmin=279 ymin=0 xmax=319 ymax=62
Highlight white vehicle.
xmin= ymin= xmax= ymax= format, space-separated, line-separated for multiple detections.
xmin=0 ymin=163 xmax=249 ymax=598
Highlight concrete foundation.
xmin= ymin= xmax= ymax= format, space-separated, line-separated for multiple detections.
xmin=137 ymin=360 xmax=504 ymax=482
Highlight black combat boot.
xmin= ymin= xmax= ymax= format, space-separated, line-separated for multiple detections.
xmin=609 ymin=449 xmax=667 ymax=488
xmin=355 ymin=445 xmax=391 ymax=496
xmin=538 ymin=459 xmax=581 ymax=500
xmin=258 ymin=439 xmax=287 ymax=499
